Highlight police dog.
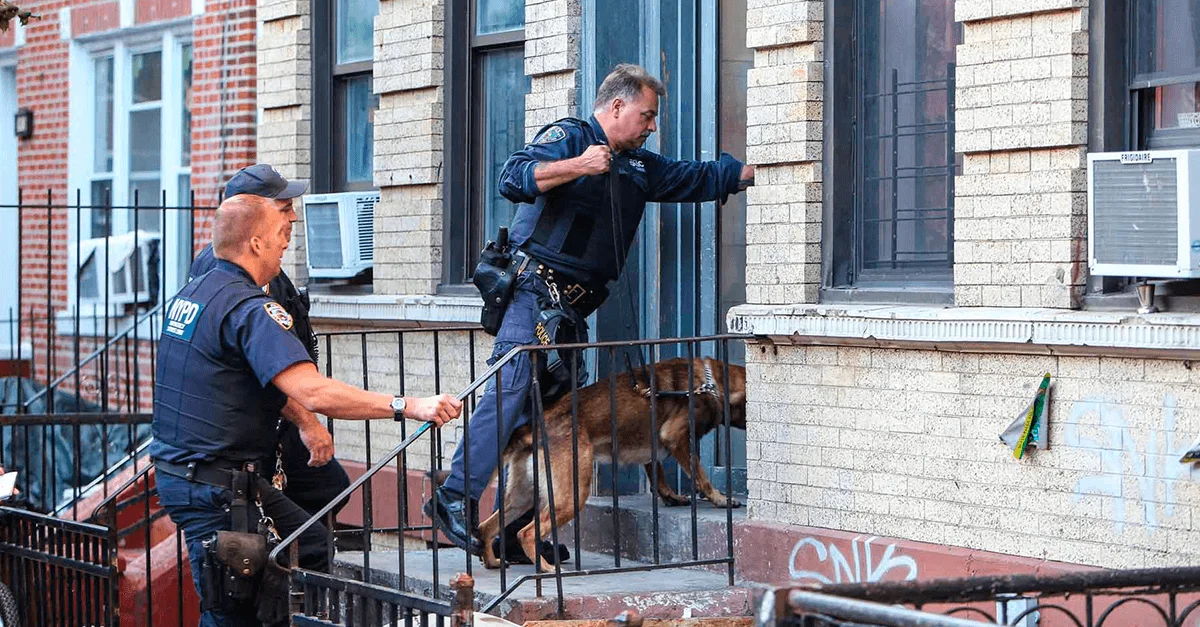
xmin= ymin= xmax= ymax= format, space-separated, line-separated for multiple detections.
xmin=477 ymin=356 xmax=747 ymax=572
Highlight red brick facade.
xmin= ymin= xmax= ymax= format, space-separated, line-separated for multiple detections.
xmin=0 ymin=0 xmax=258 ymax=403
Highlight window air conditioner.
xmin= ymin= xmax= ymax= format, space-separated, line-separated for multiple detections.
xmin=77 ymin=230 xmax=161 ymax=312
xmin=302 ymin=191 xmax=378 ymax=279
xmin=1088 ymin=150 xmax=1200 ymax=278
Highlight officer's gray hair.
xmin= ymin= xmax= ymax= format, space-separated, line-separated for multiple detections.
xmin=593 ymin=64 xmax=665 ymax=112
xmin=213 ymin=195 xmax=273 ymax=258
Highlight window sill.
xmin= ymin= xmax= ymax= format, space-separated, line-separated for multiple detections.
xmin=53 ymin=309 xmax=161 ymax=339
xmin=309 ymin=293 xmax=482 ymax=324
xmin=727 ymin=303 xmax=1200 ymax=360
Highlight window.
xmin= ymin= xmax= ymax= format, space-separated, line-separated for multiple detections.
xmin=314 ymin=0 xmax=380 ymax=193
xmin=1130 ymin=0 xmax=1200 ymax=149
xmin=73 ymin=32 xmax=193 ymax=313
xmin=444 ymin=0 xmax=530 ymax=286
xmin=87 ymin=40 xmax=192 ymax=235
xmin=826 ymin=0 xmax=960 ymax=295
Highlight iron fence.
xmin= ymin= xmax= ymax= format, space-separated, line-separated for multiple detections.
xmin=277 ymin=331 xmax=748 ymax=620
xmin=1 ymin=191 xmax=215 ymax=512
xmin=0 ymin=505 xmax=120 ymax=627
xmin=758 ymin=565 xmax=1200 ymax=627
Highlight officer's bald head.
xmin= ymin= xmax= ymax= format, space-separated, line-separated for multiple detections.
xmin=213 ymin=195 xmax=275 ymax=259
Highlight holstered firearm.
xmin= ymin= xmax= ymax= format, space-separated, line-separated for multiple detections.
xmin=473 ymin=227 xmax=523 ymax=336
xmin=199 ymin=467 xmax=274 ymax=617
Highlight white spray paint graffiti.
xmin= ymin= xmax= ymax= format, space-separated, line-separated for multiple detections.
xmin=1065 ymin=393 xmax=1196 ymax=534
xmin=789 ymin=535 xmax=919 ymax=584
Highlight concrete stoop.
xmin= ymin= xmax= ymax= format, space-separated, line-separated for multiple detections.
xmin=333 ymin=495 xmax=757 ymax=623
xmin=334 ymin=549 xmax=757 ymax=623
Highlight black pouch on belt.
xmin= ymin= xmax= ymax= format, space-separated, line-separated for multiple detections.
xmin=201 ymin=469 xmax=269 ymax=611
xmin=473 ymin=227 xmax=523 ymax=336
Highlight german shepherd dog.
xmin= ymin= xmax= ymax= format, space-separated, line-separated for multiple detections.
xmin=477 ymin=356 xmax=747 ymax=572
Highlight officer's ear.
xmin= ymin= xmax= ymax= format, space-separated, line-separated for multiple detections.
xmin=610 ymin=97 xmax=624 ymax=117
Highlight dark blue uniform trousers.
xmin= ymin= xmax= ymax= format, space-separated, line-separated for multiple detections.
xmin=157 ymin=471 xmax=333 ymax=627
xmin=445 ymin=270 xmax=542 ymax=500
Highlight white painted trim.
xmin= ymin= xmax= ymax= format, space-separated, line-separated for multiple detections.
xmin=66 ymin=42 xmax=92 ymax=307
xmin=119 ymin=0 xmax=135 ymax=29
xmin=726 ymin=304 xmax=1200 ymax=359
xmin=191 ymin=0 xmax=205 ymax=17
xmin=74 ymin=17 xmax=191 ymax=50
xmin=309 ymin=294 xmax=483 ymax=324
xmin=13 ymin=20 xmax=24 ymax=47
xmin=58 ymin=6 xmax=72 ymax=40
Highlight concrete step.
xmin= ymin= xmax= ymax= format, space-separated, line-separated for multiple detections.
xmin=333 ymin=548 xmax=757 ymax=623
xmin=573 ymin=494 xmax=746 ymax=574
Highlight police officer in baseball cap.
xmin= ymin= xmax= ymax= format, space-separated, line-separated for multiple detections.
xmin=224 ymin=163 xmax=310 ymax=200
xmin=190 ymin=164 xmax=351 ymax=522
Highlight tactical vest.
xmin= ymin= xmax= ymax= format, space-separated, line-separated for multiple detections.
xmin=151 ymin=265 xmax=288 ymax=463
xmin=509 ymin=117 xmax=647 ymax=285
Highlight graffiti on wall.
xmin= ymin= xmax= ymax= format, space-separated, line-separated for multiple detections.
xmin=789 ymin=535 xmax=919 ymax=584
xmin=1065 ymin=393 xmax=1198 ymax=534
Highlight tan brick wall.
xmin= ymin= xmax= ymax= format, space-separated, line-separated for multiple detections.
xmin=744 ymin=0 xmax=823 ymax=305
xmin=952 ymin=4 xmax=1089 ymax=308
xmin=523 ymin=0 xmax=579 ymax=141
xmin=316 ymin=327 xmax=494 ymax=470
xmin=372 ymin=0 xmax=446 ymax=297
xmin=745 ymin=344 xmax=1200 ymax=568
xmin=257 ymin=0 xmax=312 ymax=281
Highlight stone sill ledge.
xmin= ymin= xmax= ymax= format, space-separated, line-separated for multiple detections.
xmin=727 ymin=304 xmax=1200 ymax=360
xmin=310 ymin=294 xmax=482 ymax=325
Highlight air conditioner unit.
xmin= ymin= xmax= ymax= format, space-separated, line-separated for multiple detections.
xmin=77 ymin=230 xmax=161 ymax=312
xmin=1088 ymin=150 xmax=1200 ymax=278
xmin=302 ymin=191 xmax=378 ymax=279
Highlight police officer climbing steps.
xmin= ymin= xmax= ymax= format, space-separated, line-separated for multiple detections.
xmin=428 ymin=63 xmax=755 ymax=562
xmin=152 ymin=193 xmax=462 ymax=627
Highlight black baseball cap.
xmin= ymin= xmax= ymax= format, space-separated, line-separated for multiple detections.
xmin=224 ymin=164 xmax=309 ymax=200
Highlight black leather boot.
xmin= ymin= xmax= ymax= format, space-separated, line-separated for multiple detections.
xmin=423 ymin=486 xmax=483 ymax=555
xmin=490 ymin=508 xmax=570 ymax=566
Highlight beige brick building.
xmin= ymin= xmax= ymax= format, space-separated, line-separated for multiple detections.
xmin=255 ymin=0 xmax=1200 ymax=579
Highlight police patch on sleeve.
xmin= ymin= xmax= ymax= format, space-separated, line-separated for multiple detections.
xmin=264 ymin=302 xmax=294 ymax=330
xmin=534 ymin=125 xmax=567 ymax=144
xmin=164 ymin=298 xmax=205 ymax=341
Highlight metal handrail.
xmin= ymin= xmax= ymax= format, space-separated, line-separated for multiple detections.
xmin=89 ymin=462 xmax=153 ymax=522
xmin=19 ymin=300 xmax=168 ymax=410
xmin=268 ymin=333 xmax=751 ymax=568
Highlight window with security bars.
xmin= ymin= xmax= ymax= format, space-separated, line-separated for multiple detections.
xmin=828 ymin=0 xmax=961 ymax=292
xmin=1130 ymin=0 xmax=1200 ymax=149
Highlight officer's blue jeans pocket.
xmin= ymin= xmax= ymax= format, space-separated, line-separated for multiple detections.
xmin=495 ymin=276 xmax=540 ymax=345
xmin=155 ymin=472 xmax=194 ymax=506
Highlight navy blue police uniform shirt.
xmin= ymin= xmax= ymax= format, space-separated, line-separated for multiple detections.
xmin=499 ymin=115 xmax=744 ymax=285
xmin=149 ymin=259 xmax=314 ymax=464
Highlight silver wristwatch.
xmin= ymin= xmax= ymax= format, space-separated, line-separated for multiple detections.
xmin=391 ymin=396 xmax=407 ymax=421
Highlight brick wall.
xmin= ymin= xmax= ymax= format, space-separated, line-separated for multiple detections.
xmin=952 ymin=2 xmax=1090 ymax=308
xmin=8 ymin=0 xmax=256 ymax=389
xmin=372 ymin=0 xmax=445 ymax=295
xmin=523 ymin=0 xmax=578 ymax=141
xmin=744 ymin=0 xmax=823 ymax=305
xmin=744 ymin=342 xmax=1200 ymax=569
xmin=257 ymin=0 xmax=310 ymax=281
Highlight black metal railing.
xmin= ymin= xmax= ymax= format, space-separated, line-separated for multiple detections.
xmin=857 ymin=64 xmax=956 ymax=276
xmin=276 ymin=331 xmax=748 ymax=620
xmin=759 ymin=565 xmax=1200 ymax=627
xmin=0 ymin=505 xmax=120 ymax=627
xmin=1 ymin=191 xmax=216 ymax=513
